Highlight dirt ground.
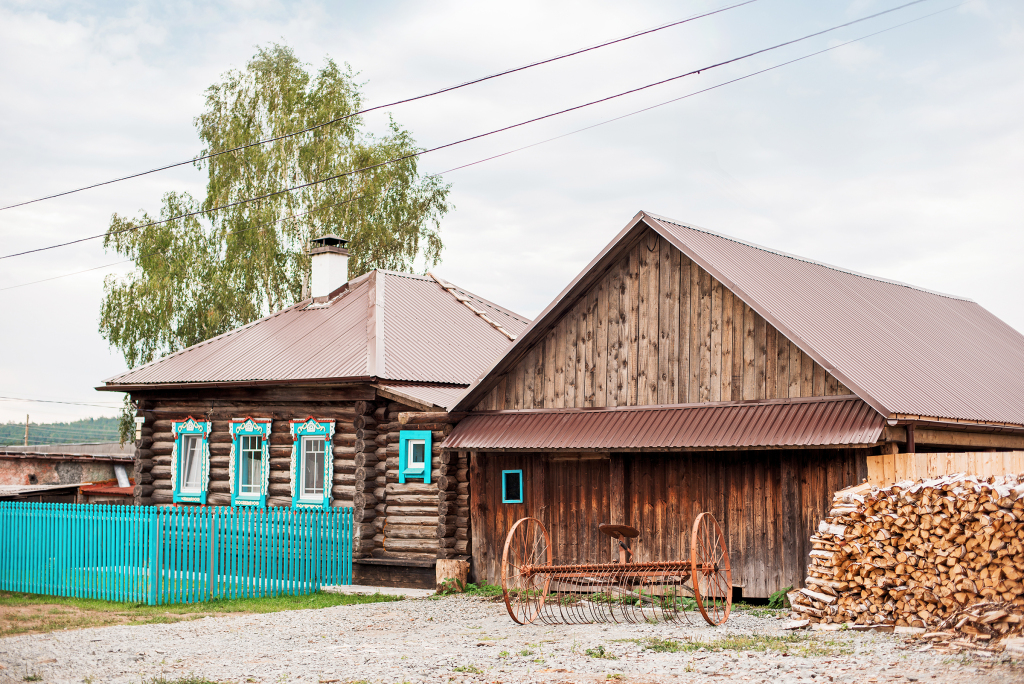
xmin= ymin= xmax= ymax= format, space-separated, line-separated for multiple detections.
xmin=2 ymin=594 xmax=1024 ymax=683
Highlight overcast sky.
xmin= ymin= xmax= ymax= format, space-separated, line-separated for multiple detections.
xmin=0 ymin=0 xmax=1021 ymax=425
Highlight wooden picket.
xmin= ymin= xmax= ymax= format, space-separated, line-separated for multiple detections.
xmin=0 ymin=503 xmax=353 ymax=605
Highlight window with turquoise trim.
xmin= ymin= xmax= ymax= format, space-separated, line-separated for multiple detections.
xmin=172 ymin=417 xmax=210 ymax=504
xmin=290 ymin=417 xmax=335 ymax=509
xmin=398 ymin=430 xmax=432 ymax=484
xmin=502 ymin=470 xmax=524 ymax=504
xmin=229 ymin=417 xmax=271 ymax=507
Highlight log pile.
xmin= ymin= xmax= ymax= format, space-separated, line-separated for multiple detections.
xmin=791 ymin=473 xmax=1024 ymax=636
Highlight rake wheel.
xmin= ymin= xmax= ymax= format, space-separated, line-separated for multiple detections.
xmin=690 ymin=512 xmax=732 ymax=626
xmin=501 ymin=517 xmax=552 ymax=625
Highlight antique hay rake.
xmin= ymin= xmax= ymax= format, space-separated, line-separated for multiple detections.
xmin=501 ymin=512 xmax=732 ymax=626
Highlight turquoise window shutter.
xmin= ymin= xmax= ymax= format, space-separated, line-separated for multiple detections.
xmin=289 ymin=417 xmax=335 ymax=509
xmin=502 ymin=470 xmax=524 ymax=503
xmin=398 ymin=430 xmax=432 ymax=484
xmin=229 ymin=417 xmax=272 ymax=507
xmin=171 ymin=417 xmax=210 ymax=504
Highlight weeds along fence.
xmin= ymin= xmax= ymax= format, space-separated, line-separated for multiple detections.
xmin=0 ymin=503 xmax=353 ymax=604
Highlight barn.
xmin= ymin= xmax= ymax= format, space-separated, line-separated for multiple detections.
xmin=442 ymin=211 xmax=1024 ymax=598
xmin=99 ymin=236 xmax=529 ymax=588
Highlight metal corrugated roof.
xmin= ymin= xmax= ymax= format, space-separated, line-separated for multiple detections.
xmin=103 ymin=270 xmax=529 ymax=388
xmin=457 ymin=211 xmax=1024 ymax=427
xmin=643 ymin=213 xmax=1024 ymax=426
xmin=374 ymin=383 xmax=468 ymax=411
xmin=442 ymin=396 xmax=883 ymax=451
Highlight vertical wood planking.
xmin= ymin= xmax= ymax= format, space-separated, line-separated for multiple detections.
xmin=636 ymin=240 xmax=652 ymax=405
xmin=801 ymin=350 xmax=814 ymax=397
xmin=720 ymin=289 xmax=733 ymax=402
xmin=765 ymin=326 xmax=778 ymax=400
xmin=659 ymin=238 xmax=680 ymax=404
xmin=812 ymin=361 xmax=826 ymax=396
xmin=789 ymin=342 xmax=802 ymax=398
xmin=698 ymin=269 xmax=712 ymax=403
xmin=732 ymin=294 xmax=744 ymax=401
xmin=754 ymin=314 xmax=767 ymax=400
xmin=742 ymin=304 xmax=756 ymax=400
xmin=678 ymin=256 xmax=692 ymax=405
xmin=564 ymin=304 xmax=578 ymax=408
xmin=595 ymin=274 xmax=609 ymax=407
xmin=776 ymin=336 xmax=790 ymax=400
xmin=688 ymin=259 xmax=701 ymax=403
xmin=584 ymin=291 xmax=597 ymax=407
xmin=709 ymin=280 xmax=723 ymax=402
xmin=626 ymin=245 xmax=641 ymax=406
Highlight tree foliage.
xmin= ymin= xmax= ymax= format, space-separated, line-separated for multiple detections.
xmin=100 ymin=44 xmax=451 ymax=372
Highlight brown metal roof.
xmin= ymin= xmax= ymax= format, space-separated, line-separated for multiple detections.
xmin=457 ymin=211 xmax=1024 ymax=427
xmin=442 ymin=396 xmax=883 ymax=451
xmin=102 ymin=270 xmax=529 ymax=389
xmin=374 ymin=383 xmax=468 ymax=411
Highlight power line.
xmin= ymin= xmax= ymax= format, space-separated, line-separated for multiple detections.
xmin=0 ymin=0 xmax=760 ymax=213
xmin=438 ymin=3 xmax=963 ymax=177
xmin=0 ymin=396 xmax=121 ymax=408
xmin=0 ymin=0 xmax=934 ymax=263
xmin=0 ymin=1 xmax=954 ymax=294
xmin=0 ymin=193 xmax=365 ymax=292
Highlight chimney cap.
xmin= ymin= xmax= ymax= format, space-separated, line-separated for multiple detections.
xmin=310 ymin=234 xmax=348 ymax=249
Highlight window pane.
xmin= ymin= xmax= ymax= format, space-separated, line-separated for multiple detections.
xmin=182 ymin=436 xmax=202 ymax=492
xmin=303 ymin=438 xmax=325 ymax=497
xmin=410 ymin=440 xmax=425 ymax=466
xmin=504 ymin=471 xmax=522 ymax=502
xmin=240 ymin=435 xmax=262 ymax=495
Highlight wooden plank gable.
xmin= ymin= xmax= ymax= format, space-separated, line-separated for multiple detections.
xmin=473 ymin=226 xmax=852 ymax=411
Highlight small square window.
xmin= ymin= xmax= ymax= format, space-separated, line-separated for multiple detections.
xmin=502 ymin=470 xmax=523 ymax=504
xmin=399 ymin=430 xmax=432 ymax=484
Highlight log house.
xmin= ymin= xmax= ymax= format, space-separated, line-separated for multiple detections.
xmin=99 ymin=237 xmax=529 ymax=588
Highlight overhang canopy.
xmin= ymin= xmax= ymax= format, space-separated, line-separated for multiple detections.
xmin=441 ymin=396 xmax=883 ymax=452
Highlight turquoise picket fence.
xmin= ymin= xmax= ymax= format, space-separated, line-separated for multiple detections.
xmin=0 ymin=503 xmax=353 ymax=604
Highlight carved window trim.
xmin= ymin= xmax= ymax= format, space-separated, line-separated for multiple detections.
xmin=229 ymin=417 xmax=272 ymax=507
xmin=171 ymin=417 xmax=210 ymax=504
xmin=289 ymin=417 xmax=335 ymax=509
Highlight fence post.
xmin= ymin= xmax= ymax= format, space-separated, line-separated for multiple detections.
xmin=147 ymin=508 xmax=158 ymax=606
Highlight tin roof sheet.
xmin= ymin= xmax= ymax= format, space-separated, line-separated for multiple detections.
xmin=374 ymin=383 xmax=468 ymax=411
xmin=457 ymin=211 xmax=1024 ymax=427
xmin=103 ymin=270 xmax=529 ymax=388
xmin=643 ymin=213 xmax=1024 ymax=426
xmin=442 ymin=396 xmax=883 ymax=451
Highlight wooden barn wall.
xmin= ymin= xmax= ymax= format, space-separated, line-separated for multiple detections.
xmin=470 ymin=449 xmax=868 ymax=597
xmin=472 ymin=227 xmax=852 ymax=411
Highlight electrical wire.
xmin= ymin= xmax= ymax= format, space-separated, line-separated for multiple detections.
xmin=0 ymin=194 xmax=366 ymax=292
xmin=0 ymin=0 xmax=934 ymax=263
xmin=437 ymin=3 xmax=964 ymax=176
xmin=0 ymin=0 xmax=760 ymax=213
xmin=0 ymin=1 xmax=956 ymax=293
xmin=0 ymin=396 xmax=122 ymax=408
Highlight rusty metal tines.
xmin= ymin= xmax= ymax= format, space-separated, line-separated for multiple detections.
xmin=500 ymin=513 xmax=732 ymax=627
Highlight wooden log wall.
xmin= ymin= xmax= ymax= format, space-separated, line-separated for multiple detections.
xmin=132 ymin=389 xmax=365 ymax=509
xmin=473 ymin=227 xmax=852 ymax=411
xmin=373 ymin=407 xmax=457 ymax=561
xmin=470 ymin=449 xmax=868 ymax=597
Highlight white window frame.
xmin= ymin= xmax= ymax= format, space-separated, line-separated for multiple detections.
xmin=299 ymin=435 xmax=327 ymax=502
xmin=238 ymin=434 xmax=263 ymax=497
xmin=180 ymin=434 xmax=203 ymax=493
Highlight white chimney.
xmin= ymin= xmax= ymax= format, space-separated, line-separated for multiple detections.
xmin=309 ymin=235 xmax=350 ymax=298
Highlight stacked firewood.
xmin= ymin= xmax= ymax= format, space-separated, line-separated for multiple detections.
xmin=791 ymin=473 xmax=1024 ymax=639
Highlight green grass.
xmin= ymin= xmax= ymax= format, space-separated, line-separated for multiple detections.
xmin=613 ymin=634 xmax=851 ymax=658
xmin=0 ymin=590 xmax=402 ymax=637
xmin=585 ymin=645 xmax=619 ymax=659
xmin=144 ymin=677 xmax=220 ymax=684
xmin=453 ymin=664 xmax=483 ymax=674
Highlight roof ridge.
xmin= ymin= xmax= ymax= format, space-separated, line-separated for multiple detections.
xmin=427 ymin=272 xmax=518 ymax=341
xmin=645 ymin=212 xmax=974 ymax=303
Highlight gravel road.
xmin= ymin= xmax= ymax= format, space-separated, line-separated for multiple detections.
xmin=2 ymin=595 xmax=1022 ymax=683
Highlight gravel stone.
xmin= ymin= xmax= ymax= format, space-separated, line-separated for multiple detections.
xmin=1 ymin=595 xmax=1023 ymax=683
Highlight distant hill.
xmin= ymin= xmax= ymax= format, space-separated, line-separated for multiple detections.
xmin=0 ymin=416 xmax=120 ymax=446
